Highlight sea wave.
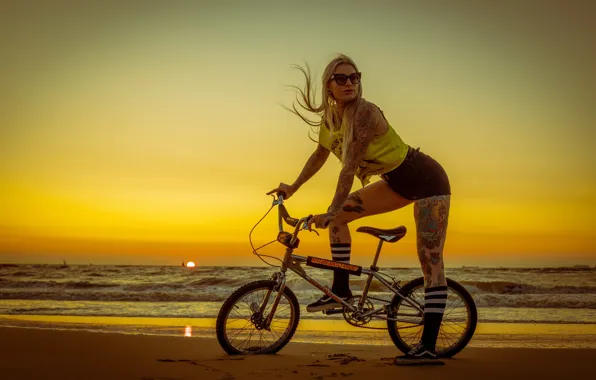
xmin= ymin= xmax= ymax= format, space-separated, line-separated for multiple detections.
xmin=0 ymin=291 xmax=224 ymax=302
xmin=471 ymin=294 xmax=596 ymax=309
xmin=3 ymin=278 xmax=594 ymax=295
xmin=0 ymin=279 xmax=119 ymax=289
xmin=1 ymin=289 xmax=596 ymax=309
xmin=460 ymin=281 xmax=596 ymax=295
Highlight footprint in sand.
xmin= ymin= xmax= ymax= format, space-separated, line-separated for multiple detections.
xmin=379 ymin=356 xmax=398 ymax=365
xmin=325 ymin=354 xmax=365 ymax=365
xmin=156 ymin=359 xmax=198 ymax=366
xmin=215 ymin=357 xmax=245 ymax=361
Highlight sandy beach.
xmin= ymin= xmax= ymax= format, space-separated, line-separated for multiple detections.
xmin=0 ymin=326 xmax=591 ymax=380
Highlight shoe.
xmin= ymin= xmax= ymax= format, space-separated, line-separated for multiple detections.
xmin=393 ymin=342 xmax=445 ymax=366
xmin=306 ymin=291 xmax=353 ymax=313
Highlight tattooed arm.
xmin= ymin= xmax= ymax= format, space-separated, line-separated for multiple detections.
xmin=327 ymin=102 xmax=378 ymax=214
xmin=268 ymin=143 xmax=329 ymax=200
xmin=291 ymin=143 xmax=330 ymax=190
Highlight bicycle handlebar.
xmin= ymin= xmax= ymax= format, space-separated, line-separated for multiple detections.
xmin=273 ymin=193 xmax=313 ymax=234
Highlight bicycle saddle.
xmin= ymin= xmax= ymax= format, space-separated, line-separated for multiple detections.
xmin=356 ymin=226 xmax=407 ymax=243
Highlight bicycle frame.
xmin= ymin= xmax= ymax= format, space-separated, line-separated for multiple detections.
xmin=260 ymin=195 xmax=425 ymax=329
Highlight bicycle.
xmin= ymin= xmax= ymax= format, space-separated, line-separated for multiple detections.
xmin=216 ymin=193 xmax=477 ymax=357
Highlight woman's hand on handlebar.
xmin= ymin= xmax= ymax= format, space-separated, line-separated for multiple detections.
xmin=306 ymin=211 xmax=336 ymax=230
xmin=266 ymin=182 xmax=298 ymax=200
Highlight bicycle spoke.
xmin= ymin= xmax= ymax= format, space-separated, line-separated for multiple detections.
xmin=444 ymin=299 xmax=464 ymax=317
xmin=260 ymin=331 xmax=273 ymax=347
xmin=442 ymin=320 xmax=466 ymax=330
xmin=239 ymin=329 xmax=256 ymax=351
xmin=226 ymin=318 xmax=251 ymax=327
xmin=275 ymin=305 xmax=290 ymax=315
xmin=229 ymin=309 xmax=252 ymax=323
xmin=229 ymin=320 xmax=252 ymax=342
xmin=269 ymin=326 xmax=282 ymax=340
xmin=439 ymin=333 xmax=460 ymax=347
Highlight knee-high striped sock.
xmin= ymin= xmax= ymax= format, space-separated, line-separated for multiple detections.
xmin=330 ymin=243 xmax=351 ymax=295
xmin=421 ymin=286 xmax=448 ymax=351
xmin=331 ymin=243 xmax=351 ymax=263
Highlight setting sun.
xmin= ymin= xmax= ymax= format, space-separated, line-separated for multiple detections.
xmin=186 ymin=261 xmax=196 ymax=268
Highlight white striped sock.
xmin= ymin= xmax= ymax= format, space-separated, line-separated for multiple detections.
xmin=331 ymin=244 xmax=351 ymax=264
xmin=424 ymin=286 xmax=447 ymax=314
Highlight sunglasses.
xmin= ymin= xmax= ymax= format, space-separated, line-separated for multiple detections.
xmin=331 ymin=72 xmax=361 ymax=85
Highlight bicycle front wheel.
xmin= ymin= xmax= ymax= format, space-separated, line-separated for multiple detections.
xmin=216 ymin=280 xmax=300 ymax=355
xmin=387 ymin=277 xmax=477 ymax=358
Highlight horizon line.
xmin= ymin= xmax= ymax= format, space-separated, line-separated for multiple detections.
xmin=1 ymin=262 xmax=595 ymax=269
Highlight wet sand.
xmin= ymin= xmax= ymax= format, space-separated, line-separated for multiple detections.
xmin=0 ymin=326 xmax=591 ymax=380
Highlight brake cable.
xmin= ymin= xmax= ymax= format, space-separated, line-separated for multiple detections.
xmin=248 ymin=201 xmax=283 ymax=267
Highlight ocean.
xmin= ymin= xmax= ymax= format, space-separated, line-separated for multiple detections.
xmin=1 ymin=264 xmax=595 ymax=348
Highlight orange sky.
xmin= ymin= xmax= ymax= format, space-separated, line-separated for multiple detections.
xmin=1 ymin=2 xmax=594 ymax=266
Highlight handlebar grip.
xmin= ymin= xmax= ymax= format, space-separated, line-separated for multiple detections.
xmin=300 ymin=214 xmax=313 ymax=229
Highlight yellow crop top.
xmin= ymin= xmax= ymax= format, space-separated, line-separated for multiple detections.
xmin=318 ymin=114 xmax=410 ymax=187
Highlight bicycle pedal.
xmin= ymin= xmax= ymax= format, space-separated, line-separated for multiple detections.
xmin=322 ymin=308 xmax=344 ymax=315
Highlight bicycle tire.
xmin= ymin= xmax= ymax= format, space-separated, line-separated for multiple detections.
xmin=387 ymin=277 xmax=477 ymax=358
xmin=216 ymin=280 xmax=300 ymax=355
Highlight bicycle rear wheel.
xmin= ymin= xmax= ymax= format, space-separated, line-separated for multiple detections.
xmin=216 ymin=280 xmax=300 ymax=355
xmin=387 ymin=277 xmax=477 ymax=358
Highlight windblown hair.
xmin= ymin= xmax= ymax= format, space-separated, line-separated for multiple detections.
xmin=283 ymin=54 xmax=363 ymax=164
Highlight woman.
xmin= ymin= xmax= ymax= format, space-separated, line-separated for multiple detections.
xmin=268 ymin=54 xmax=451 ymax=364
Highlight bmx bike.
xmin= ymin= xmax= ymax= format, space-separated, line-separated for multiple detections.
xmin=216 ymin=194 xmax=477 ymax=356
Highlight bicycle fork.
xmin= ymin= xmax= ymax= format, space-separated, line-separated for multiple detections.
xmin=263 ymin=272 xmax=286 ymax=329
xmin=246 ymin=270 xmax=287 ymax=331
xmin=259 ymin=248 xmax=294 ymax=330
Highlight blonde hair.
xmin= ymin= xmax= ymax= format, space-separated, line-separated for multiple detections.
xmin=283 ymin=54 xmax=363 ymax=164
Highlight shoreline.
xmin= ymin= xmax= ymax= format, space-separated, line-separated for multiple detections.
xmin=2 ymin=314 xmax=596 ymax=349
xmin=0 ymin=326 xmax=592 ymax=380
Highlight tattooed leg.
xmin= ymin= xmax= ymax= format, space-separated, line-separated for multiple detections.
xmin=328 ymin=196 xmax=354 ymax=296
xmin=328 ymin=181 xmax=415 ymax=263
xmin=414 ymin=195 xmax=450 ymax=352
xmin=415 ymin=195 xmax=450 ymax=288
xmin=328 ymin=192 xmax=366 ymax=242
xmin=342 ymin=192 xmax=366 ymax=214
xmin=327 ymin=184 xmax=412 ymax=295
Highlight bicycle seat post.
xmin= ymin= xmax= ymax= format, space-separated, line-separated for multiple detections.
xmin=358 ymin=239 xmax=384 ymax=309
xmin=371 ymin=239 xmax=384 ymax=270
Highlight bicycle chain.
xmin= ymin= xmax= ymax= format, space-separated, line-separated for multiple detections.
xmin=343 ymin=295 xmax=421 ymax=331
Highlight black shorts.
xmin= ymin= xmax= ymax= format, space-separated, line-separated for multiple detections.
xmin=381 ymin=146 xmax=451 ymax=201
